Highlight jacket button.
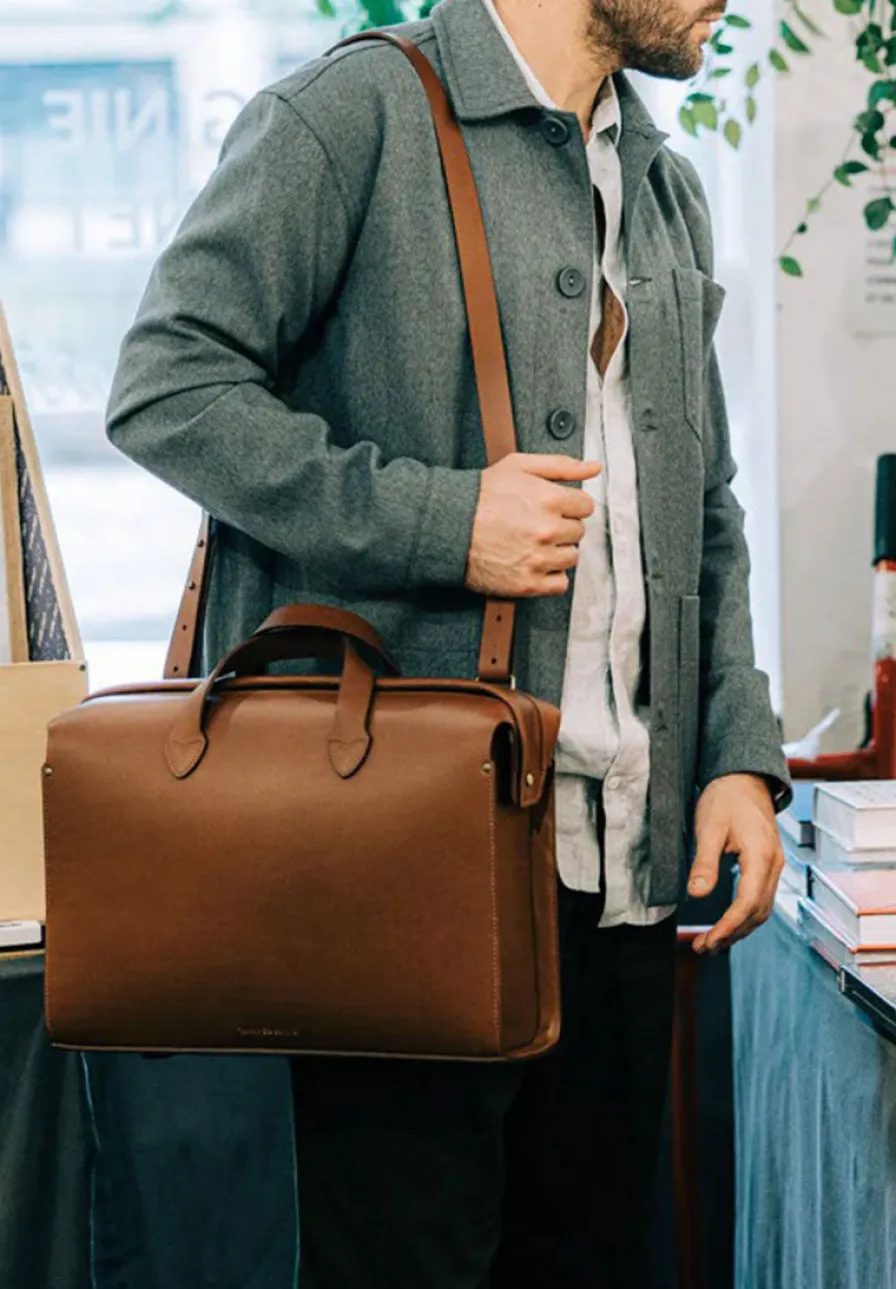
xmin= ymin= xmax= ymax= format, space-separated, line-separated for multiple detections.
xmin=557 ymin=267 xmax=586 ymax=299
xmin=547 ymin=408 xmax=576 ymax=440
xmin=540 ymin=114 xmax=570 ymax=147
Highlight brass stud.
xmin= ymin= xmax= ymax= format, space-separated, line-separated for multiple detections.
xmin=481 ymin=762 xmax=492 ymax=774
xmin=525 ymin=772 xmax=535 ymax=787
xmin=43 ymin=766 xmax=53 ymax=777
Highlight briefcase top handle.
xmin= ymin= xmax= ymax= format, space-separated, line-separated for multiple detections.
xmin=164 ymin=32 xmax=518 ymax=687
xmin=165 ymin=601 xmax=399 ymax=781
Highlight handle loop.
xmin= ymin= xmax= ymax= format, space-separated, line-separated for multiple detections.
xmin=165 ymin=606 xmax=398 ymax=781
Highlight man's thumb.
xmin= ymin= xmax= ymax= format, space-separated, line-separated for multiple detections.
xmin=688 ymin=828 xmax=724 ymax=897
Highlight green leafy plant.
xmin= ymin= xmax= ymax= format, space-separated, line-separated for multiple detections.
xmin=319 ymin=0 xmax=896 ymax=275
xmin=678 ymin=0 xmax=896 ymax=276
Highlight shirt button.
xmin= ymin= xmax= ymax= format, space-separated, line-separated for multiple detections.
xmin=540 ymin=114 xmax=571 ymax=147
xmin=557 ymin=267 xmax=586 ymax=299
xmin=547 ymin=408 xmax=576 ymax=440
xmin=606 ymin=776 xmax=621 ymax=792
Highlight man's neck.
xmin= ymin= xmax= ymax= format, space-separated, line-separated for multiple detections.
xmin=491 ymin=0 xmax=620 ymax=134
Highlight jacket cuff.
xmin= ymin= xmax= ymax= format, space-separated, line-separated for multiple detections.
xmin=406 ymin=466 xmax=482 ymax=589
xmin=697 ymin=668 xmax=793 ymax=813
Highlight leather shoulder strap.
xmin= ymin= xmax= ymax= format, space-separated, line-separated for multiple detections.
xmin=165 ymin=32 xmax=516 ymax=684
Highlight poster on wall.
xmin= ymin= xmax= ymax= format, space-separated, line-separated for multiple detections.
xmin=847 ymin=174 xmax=896 ymax=338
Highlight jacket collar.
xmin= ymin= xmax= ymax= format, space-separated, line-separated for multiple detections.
xmin=432 ymin=0 xmax=668 ymax=144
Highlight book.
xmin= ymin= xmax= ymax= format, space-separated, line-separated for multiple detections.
xmin=810 ymin=866 xmax=896 ymax=946
xmin=0 ymin=920 xmax=44 ymax=951
xmin=780 ymin=831 xmax=811 ymax=896
xmin=798 ymin=898 xmax=896 ymax=968
xmin=815 ymin=827 xmax=896 ymax=870
xmin=813 ymin=781 xmax=896 ymax=851
xmin=779 ymin=781 xmax=817 ymax=849
xmin=840 ymin=965 xmax=896 ymax=1043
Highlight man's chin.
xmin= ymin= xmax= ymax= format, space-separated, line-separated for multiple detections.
xmin=626 ymin=43 xmax=705 ymax=81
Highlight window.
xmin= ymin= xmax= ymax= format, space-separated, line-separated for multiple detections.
xmin=0 ymin=0 xmax=344 ymax=688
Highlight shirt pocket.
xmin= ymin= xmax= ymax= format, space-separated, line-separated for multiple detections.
xmin=672 ymin=268 xmax=726 ymax=440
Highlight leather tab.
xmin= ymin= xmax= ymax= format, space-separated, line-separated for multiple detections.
xmin=326 ymin=640 xmax=376 ymax=778
xmin=478 ymin=600 xmax=515 ymax=685
xmin=328 ymin=736 xmax=372 ymax=778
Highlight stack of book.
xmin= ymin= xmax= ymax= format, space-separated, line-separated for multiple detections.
xmin=778 ymin=781 xmax=817 ymax=899
xmin=799 ymin=781 xmax=896 ymax=969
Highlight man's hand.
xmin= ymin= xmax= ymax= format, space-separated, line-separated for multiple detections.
xmin=687 ymin=774 xmax=784 ymax=955
xmin=465 ymin=454 xmax=602 ymax=598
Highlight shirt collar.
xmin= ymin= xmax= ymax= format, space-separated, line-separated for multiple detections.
xmin=478 ymin=0 xmax=622 ymax=146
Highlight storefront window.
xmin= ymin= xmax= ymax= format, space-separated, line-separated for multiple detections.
xmin=0 ymin=0 xmax=345 ymax=685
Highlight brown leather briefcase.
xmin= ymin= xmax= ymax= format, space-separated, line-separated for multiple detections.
xmin=43 ymin=33 xmax=563 ymax=1062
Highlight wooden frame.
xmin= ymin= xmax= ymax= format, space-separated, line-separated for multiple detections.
xmin=0 ymin=302 xmax=87 ymax=923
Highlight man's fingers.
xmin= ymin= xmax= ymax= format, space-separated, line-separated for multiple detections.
xmin=699 ymin=859 xmax=772 ymax=953
xmin=688 ymin=821 xmax=726 ymax=899
xmin=518 ymin=454 xmax=603 ymax=482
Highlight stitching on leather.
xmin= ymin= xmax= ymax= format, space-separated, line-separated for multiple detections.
xmin=328 ymin=737 xmax=369 ymax=776
xmin=487 ymin=780 xmax=500 ymax=1053
xmin=164 ymin=737 xmax=204 ymax=779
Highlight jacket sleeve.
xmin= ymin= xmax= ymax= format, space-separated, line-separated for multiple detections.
xmin=676 ymin=156 xmax=792 ymax=811
xmin=106 ymin=89 xmax=481 ymax=596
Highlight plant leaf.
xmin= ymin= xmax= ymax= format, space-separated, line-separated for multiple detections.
xmin=833 ymin=164 xmax=854 ymax=186
xmin=864 ymin=196 xmax=895 ymax=231
xmin=746 ymin=94 xmax=758 ymax=123
xmin=315 ymin=0 xmax=336 ymax=14
xmin=723 ymin=118 xmax=743 ymax=148
xmin=746 ymin=62 xmax=761 ymax=88
xmin=807 ymin=197 xmax=822 ymax=214
xmin=869 ymin=80 xmax=896 ymax=107
xmin=711 ymin=67 xmax=733 ymax=77
xmin=861 ymin=132 xmax=882 ymax=160
xmin=769 ymin=49 xmax=790 ymax=72
xmin=691 ymin=99 xmax=720 ymax=129
xmin=689 ymin=91 xmax=715 ymax=103
xmin=780 ymin=256 xmax=804 ymax=277
xmin=780 ymin=20 xmax=811 ymax=52
xmin=833 ymin=0 xmax=863 ymax=13
xmin=725 ymin=13 xmax=752 ymax=27
xmin=797 ymin=222 xmax=809 ymax=234
xmin=792 ymin=3 xmax=825 ymax=36
xmin=855 ymin=108 xmax=886 ymax=133
xmin=679 ymin=105 xmax=699 ymax=138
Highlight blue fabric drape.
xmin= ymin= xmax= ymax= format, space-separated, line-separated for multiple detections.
xmin=732 ymin=910 xmax=896 ymax=1289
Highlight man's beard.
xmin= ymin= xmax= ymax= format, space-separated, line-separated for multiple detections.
xmin=588 ymin=0 xmax=717 ymax=80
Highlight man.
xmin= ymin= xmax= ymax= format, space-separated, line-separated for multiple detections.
xmin=106 ymin=0 xmax=790 ymax=1282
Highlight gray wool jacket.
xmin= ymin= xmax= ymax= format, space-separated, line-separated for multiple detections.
xmin=106 ymin=0 xmax=791 ymax=905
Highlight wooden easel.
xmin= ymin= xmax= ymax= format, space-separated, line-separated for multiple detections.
xmin=0 ymin=303 xmax=88 ymax=923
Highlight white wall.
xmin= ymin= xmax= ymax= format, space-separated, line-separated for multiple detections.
xmin=776 ymin=26 xmax=896 ymax=749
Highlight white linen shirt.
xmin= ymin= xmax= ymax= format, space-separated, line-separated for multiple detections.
xmin=481 ymin=0 xmax=676 ymax=927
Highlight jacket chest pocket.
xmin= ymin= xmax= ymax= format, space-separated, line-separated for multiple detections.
xmin=672 ymin=268 xmax=726 ymax=439
xmin=679 ymin=594 xmax=701 ymax=806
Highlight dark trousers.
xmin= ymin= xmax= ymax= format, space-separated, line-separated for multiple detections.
xmin=290 ymin=884 xmax=677 ymax=1289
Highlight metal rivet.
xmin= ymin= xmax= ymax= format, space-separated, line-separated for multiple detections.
xmin=482 ymin=762 xmax=492 ymax=774
xmin=43 ymin=766 xmax=53 ymax=777
xmin=525 ymin=772 xmax=535 ymax=786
